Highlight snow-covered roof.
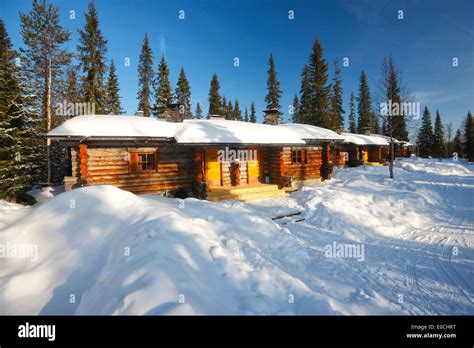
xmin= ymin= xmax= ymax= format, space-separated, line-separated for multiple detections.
xmin=342 ymin=133 xmax=390 ymax=146
xmin=174 ymin=119 xmax=305 ymax=145
xmin=278 ymin=123 xmax=345 ymax=142
xmin=48 ymin=115 xmax=177 ymax=139
xmin=369 ymin=133 xmax=402 ymax=144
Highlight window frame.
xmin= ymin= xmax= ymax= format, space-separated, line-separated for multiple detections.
xmin=291 ymin=147 xmax=306 ymax=164
xmin=129 ymin=150 xmax=158 ymax=173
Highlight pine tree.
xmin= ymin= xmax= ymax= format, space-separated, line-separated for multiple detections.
xmin=137 ymin=33 xmax=154 ymax=116
xmin=464 ymin=111 xmax=474 ymax=161
xmin=20 ymin=0 xmax=72 ymax=184
xmin=298 ymin=64 xmax=312 ymax=124
xmin=265 ymin=53 xmax=282 ymax=110
xmin=226 ymin=100 xmax=233 ymax=120
xmin=175 ymin=67 xmax=192 ymax=119
xmin=432 ymin=110 xmax=446 ymax=158
xmin=249 ymin=102 xmax=257 ymax=123
xmin=194 ymin=102 xmax=203 ymax=119
xmin=417 ymin=106 xmax=434 ymax=158
xmin=292 ymin=94 xmax=299 ymax=122
xmin=357 ymin=70 xmax=372 ymax=134
xmin=208 ymin=73 xmax=221 ymax=116
xmin=77 ymin=0 xmax=108 ymax=114
xmin=329 ymin=59 xmax=344 ymax=131
xmin=244 ymin=107 xmax=249 ymax=122
xmin=233 ymin=100 xmax=242 ymax=121
xmin=221 ymin=96 xmax=228 ymax=118
xmin=387 ymin=59 xmax=409 ymax=141
xmin=105 ymin=59 xmax=124 ymax=114
xmin=153 ymin=54 xmax=173 ymax=116
xmin=60 ymin=66 xmax=81 ymax=110
xmin=453 ymin=128 xmax=463 ymax=157
xmin=371 ymin=111 xmax=380 ymax=134
xmin=308 ymin=36 xmax=331 ymax=128
xmin=0 ymin=20 xmax=41 ymax=202
xmin=348 ymin=92 xmax=357 ymax=133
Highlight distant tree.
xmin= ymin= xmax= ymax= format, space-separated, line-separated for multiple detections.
xmin=329 ymin=59 xmax=344 ymax=131
xmin=20 ymin=0 xmax=72 ymax=184
xmin=244 ymin=107 xmax=249 ymax=122
xmin=208 ymin=73 xmax=221 ymax=116
xmin=371 ymin=111 xmax=380 ymax=134
xmin=417 ymin=106 xmax=434 ymax=157
xmin=265 ymin=53 xmax=282 ymax=110
xmin=226 ymin=100 xmax=233 ymax=120
xmin=0 ymin=20 xmax=41 ymax=202
xmin=221 ymin=96 xmax=227 ymax=118
xmin=292 ymin=94 xmax=299 ymax=123
xmin=348 ymin=92 xmax=357 ymax=133
xmin=61 ymin=66 xmax=81 ymax=107
xmin=453 ymin=128 xmax=463 ymax=157
xmin=153 ymin=54 xmax=172 ymax=116
xmin=137 ymin=33 xmax=154 ymax=116
xmin=357 ymin=70 xmax=372 ymax=134
xmin=445 ymin=122 xmax=454 ymax=156
xmin=233 ymin=100 xmax=242 ymax=121
xmin=432 ymin=110 xmax=446 ymax=158
xmin=105 ymin=59 xmax=124 ymax=114
xmin=298 ymin=64 xmax=312 ymax=124
xmin=249 ymin=102 xmax=256 ymax=123
xmin=464 ymin=111 xmax=474 ymax=161
xmin=77 ymin=0 xmax=108 ymax=113
xmin=194 ymin=102 xmax=203 ymax=119
xmin=175 ymin=67 xmax=192 ymax=118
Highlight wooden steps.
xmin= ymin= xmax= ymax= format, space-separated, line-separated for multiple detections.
xmin=207 ymin=184 xmax=286 ymax=202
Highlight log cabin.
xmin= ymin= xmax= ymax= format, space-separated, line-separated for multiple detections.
xmin=341 ymin=133 xmax=390 ymax=166
xmin=47 ymin=114 xmax=344 ymax=202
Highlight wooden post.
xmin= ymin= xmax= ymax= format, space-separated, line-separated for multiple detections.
xmin=79 ymin=144 xmax=88 ymax=179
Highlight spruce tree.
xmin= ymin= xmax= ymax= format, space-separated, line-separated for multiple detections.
xmin=387 ymin=59 xmax=408 ymax=141
xmin=464 ymin=111 xmax=474 ymax=161
xmin=265 ymin=53 xmax=282 ymax=110
xmin=233 ymin=100 xmax=242 ymax=121
xmin=298 ymin=64 xmax=312 ymax=124
xmin=329 ymin=59 xmax=344 ymax=131
xmin=105 ymin=59 xmax=124 ymax=114
xmin=308 ymin=36 xmax=331 ymax=128
xmin=77 ymin=0 xmax=108 ymax=114
xmin=0 ymin=20 xmax=41 ymax=202
xmin=137 ymin=33 xmax=154 ymax=116
xmin=153 ymin=54 xmax=173 ymax=116
xmin=348 ymin=92 xmax=357 ymax=133
xmin=175 ymin=67 xmax=192 ymax=119
xmin=453 ymin=128 xmax=463 ymax=157
xmin=417 ymin=106 xmax=434 ymax=158
xmin=20 ymin=0 xmax=72 ymax=184
xmin=249 ymin=102 xmax=257 ymax=123
xmin=194 ymin=102 xmax=203 ymax=119
xmin=208 ymin=73 xmax=221 ymax=116
xmin=226 ymin=100 xmax=233 ymax=120
xmin=244 ymin=107 xmax=249 ymax=122
xmin=292 ymin=94 xmax=299 ymax=123
xmin=357 ymin=70 xmax=372 ymax=133
xmin=221 ymin=96 xmax=228 ymax=118
xmin=60 ymin=66 xmax=81 ymax=111
xmin=432 ymin=110 xmax=446 ymax=158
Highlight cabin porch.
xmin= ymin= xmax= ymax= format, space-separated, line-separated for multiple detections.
xmin=207 ymin=182 xmax=286 ymax=202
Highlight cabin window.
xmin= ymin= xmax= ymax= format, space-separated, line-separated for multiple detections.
xmin=291 ymin=148 xmax=306 ymax=164
xmin=129 ymin=151 xmax=157 ymax=173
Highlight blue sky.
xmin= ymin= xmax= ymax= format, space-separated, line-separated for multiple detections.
xmin=2 ymin=0 xmax=473 ymax=133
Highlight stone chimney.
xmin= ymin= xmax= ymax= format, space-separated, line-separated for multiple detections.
xmin=363 ymin=126 xmax=372 ymax=135
xmin=208 ymin=114 xmax=225 ymax=120
xmin=263 ymin=108 xmax=282 ymax=125
xmin=162 ymin=103 xmax=184 ymax=122
xmin=335 ymin=126 xmax=343 ymax=134
xmin=136 ymin=110 xmax=144 ymax=117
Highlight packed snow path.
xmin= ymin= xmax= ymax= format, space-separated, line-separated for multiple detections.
xmin=0 ymin=158 xmax=473 ymax=315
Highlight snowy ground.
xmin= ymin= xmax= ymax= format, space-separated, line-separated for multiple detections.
xmin=0 ymin=158 xmax=473 ymax=315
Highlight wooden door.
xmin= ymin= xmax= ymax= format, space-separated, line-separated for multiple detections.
xmin=362 ymin=147 xmax=369 ymax=163
xmin=247 ymin=147 xmax=260 ymax=184
xmin=205 ymin=148 xmax=221 ymax=187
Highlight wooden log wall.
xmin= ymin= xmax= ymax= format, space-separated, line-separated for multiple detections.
xmin=280 ymin=146 xmax=322 ymax=180
xmin=368 ymin=146 xmax=382 ymax=163
xmin=84 ymin=145 xmax=196 ymax=195
xmin=70 ymin=147 xmax=80 ymax=178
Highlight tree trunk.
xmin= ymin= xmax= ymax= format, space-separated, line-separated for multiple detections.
xmin=389 ymin=126 xmax=395 ymax=179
